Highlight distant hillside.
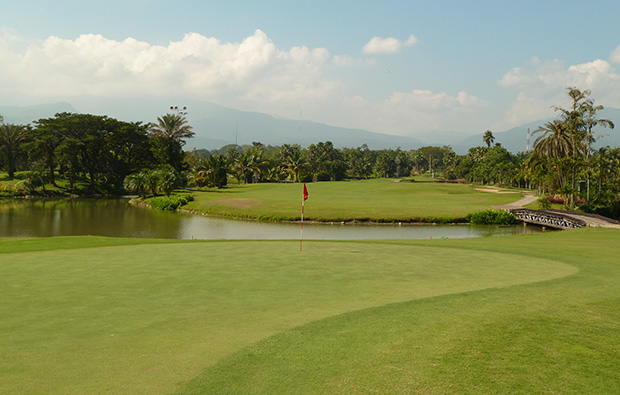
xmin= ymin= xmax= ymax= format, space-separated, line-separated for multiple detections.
xmin=459 ymin=107 xmax=620 ymax=154
xmin=0 ymin=102 xmax=77 ymax=124
xmin=186 ymin=102 xmax=425 ymax=150
xmin=3 ymin=100 xmax=618 ymax=154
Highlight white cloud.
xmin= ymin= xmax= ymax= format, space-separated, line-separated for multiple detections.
xmin=0 ymin=29 xmax=492 ymax=137
xmin=0 ymin=30 xmax=338 ymax=103
xmin=496 ymin=56 xmax=620 ymax=130
xmin=610 ymin=45 xmax=620 ymax=63
xmin=323 ymin=89 xmax=488 ymax=136
xmin=332 ymin=54 xmax=376 ymax=68
xmin=362 ymin=34 xmax=418 ymax=55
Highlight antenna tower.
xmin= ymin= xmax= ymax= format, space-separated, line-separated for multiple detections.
xmin=526 ymin=128 xmax=531 ymax=152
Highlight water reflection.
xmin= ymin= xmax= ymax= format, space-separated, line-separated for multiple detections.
xmin=0 ymin=198 xmax=545 ymax=240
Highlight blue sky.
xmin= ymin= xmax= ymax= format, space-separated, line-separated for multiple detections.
xmin=2 ymin=0 xmax=620 ymax=140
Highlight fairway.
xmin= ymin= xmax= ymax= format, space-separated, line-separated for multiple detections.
xmin=3 ymin=231 xmax=615 ymax=393
xmin=180 ymin=178 xmax=523 ymax=222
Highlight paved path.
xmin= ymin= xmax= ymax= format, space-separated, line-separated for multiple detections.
xmin=560 ymin=213 xmax=620 ymax=229
xmin=492 ymin=194 xmax=538 ymax=210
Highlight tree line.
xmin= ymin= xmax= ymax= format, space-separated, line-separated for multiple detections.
xmin=0 ymin=87 xmax=618 ymax=218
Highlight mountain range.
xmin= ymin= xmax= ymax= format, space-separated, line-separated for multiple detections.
xmin=2 ymin=101 xmax=619 ymax=155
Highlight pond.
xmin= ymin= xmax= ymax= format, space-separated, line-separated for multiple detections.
xmin=0 ymin=198 xmax=546 ymax=240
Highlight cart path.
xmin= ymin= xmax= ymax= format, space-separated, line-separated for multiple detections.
xmin=492 ymin=194 xmax=539 ymax=210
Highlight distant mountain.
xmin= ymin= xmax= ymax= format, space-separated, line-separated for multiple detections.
xmin=0 ymin=102 xmax=77 ymax=124
xmin=3 ymin=100 xmax=618 ymax=154
xmin=186 ymin=102 xmax=425 ymax=150
xmin=458 ymin=107 xmax=620 ymax=154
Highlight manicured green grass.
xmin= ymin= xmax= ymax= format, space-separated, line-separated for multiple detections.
xmin=2 ymin=229 xmax=619 ymax=393
xmin=180 ymin=229 xmax=620 ymax=394
xmin=178 ymin=178 xmax=522 ymax=222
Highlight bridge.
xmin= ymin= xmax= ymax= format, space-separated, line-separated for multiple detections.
xmin=510 ymin=208 xmax=620 ymax=230
xmin=510 ymin=209 xmax=585 ymax=229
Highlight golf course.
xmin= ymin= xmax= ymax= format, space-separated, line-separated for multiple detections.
xmin=2 ymin=226 xmax=620 ymax=393
xmin=160 ymin=178 xmax=526 ymax=223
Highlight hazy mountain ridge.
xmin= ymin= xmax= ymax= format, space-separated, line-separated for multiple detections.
xmin=461 ymin=107 xmax=620 ymax=154
xmin=0 ymin=102 xmax=77 ymax=125
xmin=2 ymin=101 xmax=619 ymax=154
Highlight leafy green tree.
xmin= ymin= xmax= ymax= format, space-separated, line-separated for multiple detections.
xmin=581 ymin=97 xmax=614 ymax=206
xmin=27 ymin=120 xmax=63 ymax=186
xmin=394 ymin=149 xmax=411 ymax=177
xmin=306 ymin=141 xmax=345 ymax=181
xmin=203 ymin=155 xmax=228 ymax=188
xmin=343 ymin=145 xmax=374 ymax=179
xmin=32 ymin=113 xmax=152 ymax=192
xmin=0 ymin=124 xmax=28 ymax=179
xmin=375 ymin=150 xmax=397 ymax=178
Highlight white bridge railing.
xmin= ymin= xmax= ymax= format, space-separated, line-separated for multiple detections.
xmin=510 ymin=209 xmax=586 ymax=229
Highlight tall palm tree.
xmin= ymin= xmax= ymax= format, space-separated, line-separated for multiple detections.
xmin=482 ymin=130 xmax=495 ymax=148
xmin=0 ymin=124 xmax=28 ymax=179
xmin=532 ymin=120 xmax=574 ymax=193
xmin=582 ymin=102 xmax=615 ymax=206
xmin=148 ymin=113 xmax=194 ymax=171
xmin=148 ymin=113 xmax=194 ymax=144
xmin=533 ymin=120 xmax=573 ymax=160
xmin=282 ymin=148 xmax=306 ymax=182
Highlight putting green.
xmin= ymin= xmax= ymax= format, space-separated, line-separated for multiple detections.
xmin=0 ymin=238 xmax=575 ymax=394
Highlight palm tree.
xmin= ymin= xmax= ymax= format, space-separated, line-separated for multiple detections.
xmin=533 ymin=120 xmax=573 ymax=160
xmin=148 ymin=113 xmax=194 ymax=171
xmin=482 ymin=130 xmax=495 ymax=148
xmin=582 ymin=101 xmax=615 ymax=206
xmin=233 ymin=152 xmax=254 ymax=184
xmin=0 ymin=124 xmax=28 ymax=179
xmin=532 ymin=120 xmax=574 ymax=193
xmin=123 ymin=171 xmax=148 ymax=197
xmin=148 ymin=113 xmax=194 ymax=143
xmin=282 ymin=147 xmax=306 ymax=182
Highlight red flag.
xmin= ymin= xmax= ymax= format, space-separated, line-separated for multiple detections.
xmin=303 ymin=183 xmax=309 ymax=201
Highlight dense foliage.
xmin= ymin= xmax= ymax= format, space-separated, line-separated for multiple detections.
xmin=150 ymin=194 xmax=194 ymax=210
xmin=466 ymin=209 xmax=519 ymax=225
xmin=1 ymin=87 xmax=619 ymax=218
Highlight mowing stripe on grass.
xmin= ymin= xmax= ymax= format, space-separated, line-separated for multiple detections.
xmin=0 ymin=237 xmax=575 ymax=394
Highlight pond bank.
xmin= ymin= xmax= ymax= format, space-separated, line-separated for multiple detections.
xmin=1 ymin=197 xmax=546 ymax=239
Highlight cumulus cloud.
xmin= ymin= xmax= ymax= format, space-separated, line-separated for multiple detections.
xmin=0 ymin=29 xmax=488 ymax=136
xmin=362 ymin=34 xmax=418 ymax=55
xmin=323 ymin=89 xmax=488 ymax=136
xmin=611 ymin=45 xmax=620 ymax=63
xmin=332 ymin=54 xmax=376 ymax=68
xmin=496 ymin=56 xmax=620 ymax=130
xmin=0 ymin=30 xmax=336 ymax=103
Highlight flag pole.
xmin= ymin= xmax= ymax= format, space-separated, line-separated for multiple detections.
xmin=300 ymin=183 xmax=308 ymax=251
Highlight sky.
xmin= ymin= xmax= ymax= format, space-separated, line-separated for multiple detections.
xmin=2 ymin=0 xmax=620 ymax=141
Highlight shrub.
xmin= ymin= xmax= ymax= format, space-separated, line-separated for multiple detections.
xmin=465 ymin=209 xmax=519 ymax=225
xmin=538 ymin=196 xmax=552 ymax=209
xmin=150 ymin=194 xmax=194 ymax=211
xmin=546 ymin=195 xmax=564 ymax=204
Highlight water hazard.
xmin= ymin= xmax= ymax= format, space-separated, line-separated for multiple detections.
xmin=0 ymin=198 xmax=545 ymax=240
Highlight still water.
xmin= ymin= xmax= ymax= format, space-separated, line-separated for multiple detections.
xmin=0 ymin=198 xmax=544 ymax=240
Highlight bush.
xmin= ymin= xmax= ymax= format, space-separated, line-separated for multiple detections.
xmin=538 ymin=196 xmax=552 ymax=209
xmin=150 ymin=194 xmax=194 ymax=211
xmin=465 ymin=209 xmax=519 ymax=225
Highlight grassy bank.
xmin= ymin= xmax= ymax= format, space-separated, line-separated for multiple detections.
xmin=170 ymin=178 xmax=523 ymax=223
xmin=1 ymin=229 xmax=619 ymax=393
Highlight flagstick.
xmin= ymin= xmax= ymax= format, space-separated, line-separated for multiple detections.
xmin=300 ymin=195 xmax=305 ymax=252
